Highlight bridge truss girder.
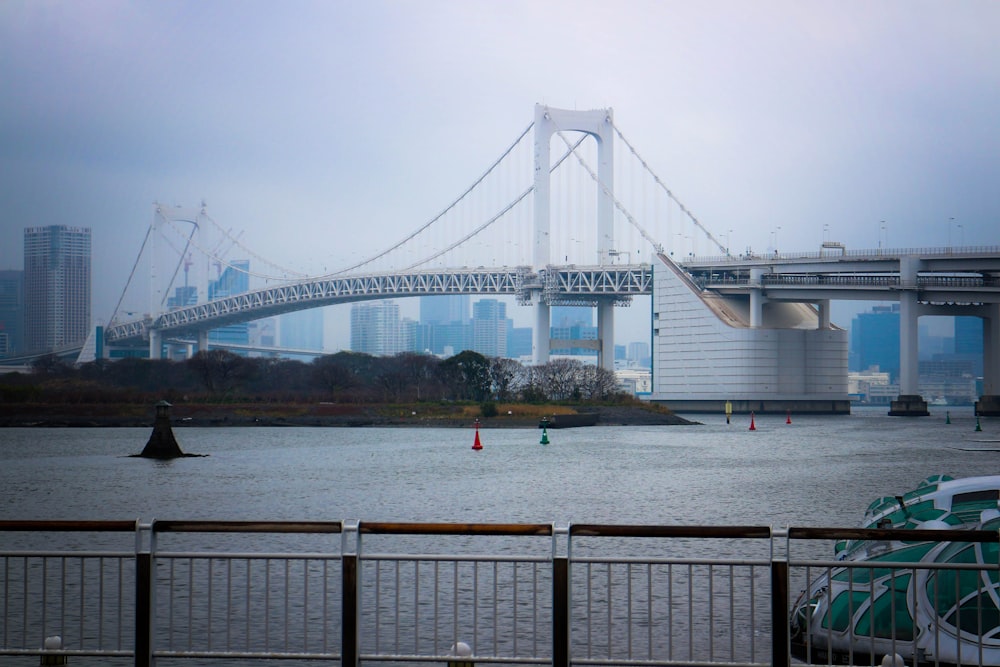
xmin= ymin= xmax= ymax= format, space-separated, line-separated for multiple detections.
xmin=105 ymin=265 xmax=654 ymax=344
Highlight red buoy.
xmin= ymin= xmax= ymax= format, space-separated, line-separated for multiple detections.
xmin=786 ymin=409 xmax=792 ymax=424
xmin=472 ymin=418 xmax=483 ymax=450
xmin=749 ymin=411 xmax=756 ymax=431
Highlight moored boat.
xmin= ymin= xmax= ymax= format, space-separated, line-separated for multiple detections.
xmin=790 ymin=474 xmax=1000 ymax=667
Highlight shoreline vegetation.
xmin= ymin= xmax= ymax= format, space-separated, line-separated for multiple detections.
xmin=0 ymin=401 xmax=696 ymax=428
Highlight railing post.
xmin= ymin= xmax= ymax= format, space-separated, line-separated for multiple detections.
xmin=135 ymin=552 xmax=152 ymax=667
xmin=771 ymin=559 xmax=789 ymax=667
xmin=553 ymin=556 xmax=569 ymax=667
xmin=342 ymin=554 xmax=358 ymax=667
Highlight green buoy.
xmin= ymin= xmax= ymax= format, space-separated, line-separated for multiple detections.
xmin=976 ymin=415 xmax=982 ymax=432
xmin=946 ymin=410 xmax=951 ymax=424
xmin=539 ymin=417 xmax=550 ymax=445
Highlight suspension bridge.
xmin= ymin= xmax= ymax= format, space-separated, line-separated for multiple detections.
xmin=92 ymin=104 xmax=1000 ymax=414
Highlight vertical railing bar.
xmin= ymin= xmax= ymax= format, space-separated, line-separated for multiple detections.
xmin=473 ymin=560 xmax=480 ymax=659
xmin=513 ymin=561 xmax=519 ymax=657
xmin=729 ymin=564 xmax=735 ymax=660
xmin=208 ymin=557 xmax=214 ymax=651
xmin=2 ymin=556 xmax=9 ymax=648
xmin=188 ymin=557 xmax=194 ymax=652
xmin=167 ymin=558 xmax=174 ymax=651
xmin=646 ymin=562 xmax=653 ymax=660
xmin=135 ymin=550 xmax=152 ymax=667
xmin=245 ymin=558 xmax=252 ymax=652
xmin=708 ymin=563 xmax=715 ymax=660
xmin=264 ymin=557 xmax=271 ymax=653
xmin=606 ymin=562 xmax=612 ymax=659
xmin=414 ymin=560 xmax=421 ymax=655
xmin=492 ymin=560 xmax=498 ymax=656
xmin=771 ymin=559 xmax=789 ymax=667
xmin=342 ymin=553 xmax=358 ymax=667
xmin=117 ymin=555 xmax=124 ymax=650
xmin=867 ymin=565 xmax=875 ymax=665
xmin=749 ymin=563 xmax=756 ymax=660
xmin=23 ymin=556 xmax=30 ymax=650
xmin=532 ymin=559 xmax=539 ymax=658
xmin=453 ymin=560 xmax=458 ymax=655
xmin=284 ymin=558 xmax=290 ymax=651
xmin=433 ymin=560 xmax=439 ymax=656
xmin=60 ymin=556 xmax=66 ymax=642
xmin=586 ymin=561 xmax=593 ymax=659
xmin=375 ymin=559 xmax=382 ymax=651
xmin=889 ymin=568 xmax=897 ymax=663
xmin=394 ymin=560 xmax=401 ymax=653
xmin=78 ymin=557 xmax=85 ymax=650
xmin=553 ymin=555 xmax=569 ymax=667
xmin=226 ymin=557 xmax=232 ymax=651
xmin=322 ymin=559 xmax=329 ymax=655
xmin=687 ymin=563 xmax=693 ymax=661
xmin=667 ymin=562 xmax=673 ymax=662
xmin=978 ymin=566 xmax=985 ymax=667
xmin=42 ymin=556 xmax=48 ymax=648
xmin=303 ymin=558 xmax=310 ymax=652
xmin=98 ymin=556 xmax=105 ymax=651
xmin=627 ymin=561 xmax=633 ymax=660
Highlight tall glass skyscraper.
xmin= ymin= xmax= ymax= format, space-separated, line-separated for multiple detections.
xmin=0 ymin=270 xmax=24 ymax=357
xmin=23 ymin=226 xmax=91 ymax=353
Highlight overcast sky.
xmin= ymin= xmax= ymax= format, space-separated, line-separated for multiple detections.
xmin=2 ymin=1 xmax=997 ymax=349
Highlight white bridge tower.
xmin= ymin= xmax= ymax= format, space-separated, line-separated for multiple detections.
xmin=531 ymin=104 xmax=617 ymax=369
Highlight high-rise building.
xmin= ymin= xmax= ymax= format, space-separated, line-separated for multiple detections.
xmin=420 ymin=295 xmax=469 ymax=325
xmin=24 ymin=226 xmax=91 ymax=353
xmin=849 ymin=304 xmax=900 ymax=378
xmin=351 ymin=301 xmax=404 ymax=356
xmin=472 ymin=298 xmax=507 ymax=357
xmin=0 ymin=270 xmax=24 ymax=357
xmin=954 ymin=316 xmax=984 ymax=377
xmin=208 ymin=260 xmax=251 ymax=348
xmin=280 ymin=308 xmax=324 ymax=352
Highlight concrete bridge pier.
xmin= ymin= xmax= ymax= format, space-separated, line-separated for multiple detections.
xmin=197 ymin=330 xmax=210 ymax=356
xmin=597 ymin=298 xmax=615 ymax=371
xmin=533 ymin=301 xmax=551 ymax=366
xmin=148 ymin=329 xmax=162 ymax=360
xmin=976 ymin=302 xmax=1000 ymax=416
xmin=890 ymin=257 xmax=928 ymax=416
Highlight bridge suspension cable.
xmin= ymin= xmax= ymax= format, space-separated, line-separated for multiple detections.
xmin=403 ymin=133 xmax=589 ymax=270
xmin=612 ymin=123 xmax=728 ymax=255
xmin=331 ymin=121 xmax=536 ymax=276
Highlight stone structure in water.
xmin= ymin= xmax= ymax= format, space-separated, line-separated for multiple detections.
xmin=138 ymin=400 xmax=200 ymax=459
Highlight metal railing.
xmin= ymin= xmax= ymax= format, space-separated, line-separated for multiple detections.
xmin=1 ymin=520 xmax=997 ymax=667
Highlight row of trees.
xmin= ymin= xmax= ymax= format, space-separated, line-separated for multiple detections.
xmin=2 ymin=350 xmax=625 ymax=404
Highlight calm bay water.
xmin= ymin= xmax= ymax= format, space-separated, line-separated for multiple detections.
xmin=1 ymin=407 xmax=996 ymax=528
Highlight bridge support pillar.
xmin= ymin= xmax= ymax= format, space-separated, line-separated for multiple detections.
xmin=533 ymin=302 xmax=551 ymax=366
xmin=749 ymin=269 xmax=765 ymax=328
xmin=148 ymin=329 xmax=162 ymax=360
xmin=817 ymin=299 xmax=830 ymax=329
xmin=890 ymin=257 xmax=927 ymax=416
xmin=976 ymin=302 xmax=1000 ymax=416
xmin=197 ymin=330 xmax=210 ymax=356
xmin=597 ymin=299 xmax=615 ymax=371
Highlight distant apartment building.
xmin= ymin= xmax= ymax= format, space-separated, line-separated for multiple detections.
xmin=351 ymin=300 xmax=405 ymax=356
xmin=0 ymin=270 xmax=24 ymax=358
xmin=23 ymin=226 xmax=91 ymax=353
xmin=849 ymin=304 xmax=900 ymax=379
xmin=472 ymin=298 xmax=507 ymax=357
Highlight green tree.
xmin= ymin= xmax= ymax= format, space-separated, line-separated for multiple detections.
xmin=437 ymin=350 xmax=491 ymax=401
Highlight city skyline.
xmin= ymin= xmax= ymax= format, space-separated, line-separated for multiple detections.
xmin=2 ymin=3 xmax=997 ymax=336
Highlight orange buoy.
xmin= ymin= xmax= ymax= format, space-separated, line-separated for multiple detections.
xmin=786 ymin=409 xmax=792 ymax=424
xmin=472 ymin=418 xmax=483 ymax=450
xmin=749 ymin=411 xmax=756 ymax=431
